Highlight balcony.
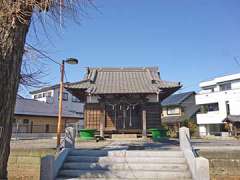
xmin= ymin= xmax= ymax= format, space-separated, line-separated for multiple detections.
xmin=196 ymin=88 xmax=240 ymax=105
xmin=197 ymin=111 xmax=225 ymax=124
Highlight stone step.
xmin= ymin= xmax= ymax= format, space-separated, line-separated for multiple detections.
xmin=57 ymin=178 xmax=192 ymax=180
xmin=62 ymin=162 xmax=188 ymax=171
xmin=57 ymin=177 xmax=193 ymax=180
xmin=66 ymin=156 xmax=186 ymax=164
xmin=58 ymin=170 xmax=192 ymax=179
xmin=69 ymin=150 xmax=184 ymax=157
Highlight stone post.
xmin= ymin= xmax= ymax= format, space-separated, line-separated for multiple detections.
xmin=40 ymin=155 xmax=54 ymax=180
xmin=179 ymin=127 xmax=191 ymax=150
xmin=142 ymin=110 xmax=147 ymax=138
xmin=63 ymin=127 xmax=76 ymax=148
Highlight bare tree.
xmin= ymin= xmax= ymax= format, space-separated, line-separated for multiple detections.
xmin=0 ymin=1 xmax=93 ymax=178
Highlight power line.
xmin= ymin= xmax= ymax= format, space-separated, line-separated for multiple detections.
xmin=64 ymin=71 xmax=68 ymax=82
xmin=234 ymin=56 xmax=240 ymax=68
xmin=25 ymin=43 xmax=61 ymax=65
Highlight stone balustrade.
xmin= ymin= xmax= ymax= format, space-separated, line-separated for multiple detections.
xmin=179 ymin=127 xmax=210 ymax=180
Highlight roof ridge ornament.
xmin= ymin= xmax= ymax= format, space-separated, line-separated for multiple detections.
xmin=90 ymin=69 xmax=97 ymax=83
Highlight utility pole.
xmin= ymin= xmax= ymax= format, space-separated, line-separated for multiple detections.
xmin=57 ymin=60 xmax=65 ymax=147
xmin=56 ymin=58 xmax=78 ymax=148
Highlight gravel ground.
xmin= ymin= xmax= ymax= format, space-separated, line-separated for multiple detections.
xmin=10 ymin=137 xmax=240 ymax=150
xmin=191 ymin=138 xmax=240 ymax=151
xmin=11 ymin=138 xmax=111 ymax=150
xmin=11 ymin=138 xmax=180 ymax=150
xmin=11 ymin=138 xmax=57 ymax=149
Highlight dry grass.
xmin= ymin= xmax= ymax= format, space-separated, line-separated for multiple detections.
xmin=8 ymin=148 xmax=56 ymax=180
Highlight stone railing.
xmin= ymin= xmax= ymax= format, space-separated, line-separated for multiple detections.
xmin=179 ymin=127 xmax=210 ymax=180
xmin=40 ymin=127 xmax=76 ymax=180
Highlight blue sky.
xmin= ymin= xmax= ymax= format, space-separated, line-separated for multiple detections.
xmin=23 ymin=0 xmax=240 ymax=97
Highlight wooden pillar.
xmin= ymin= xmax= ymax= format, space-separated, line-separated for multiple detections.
xmin=100 ymin=104 xmax=105 ymax=138
xmin=142 ymin=109 xmax=147 ymax=138
xmin=234 ymin=125 xmax=237 ymax=137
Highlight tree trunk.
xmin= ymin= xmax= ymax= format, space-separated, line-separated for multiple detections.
xmin=0 ymin=6 xmax=32 ymax=179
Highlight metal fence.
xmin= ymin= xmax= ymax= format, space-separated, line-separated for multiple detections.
xmin=12 ymin=123 xmax=81 ymax=134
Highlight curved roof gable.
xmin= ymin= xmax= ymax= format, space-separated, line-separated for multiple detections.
xmin=67 ymin=67 xmax=181 ymax=94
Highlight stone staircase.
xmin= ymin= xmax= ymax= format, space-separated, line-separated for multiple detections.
xmin=56 ymin=149 xmax=192 ymax=180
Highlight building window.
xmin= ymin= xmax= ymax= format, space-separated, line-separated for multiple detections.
xmin=33 ymin=95 xmax=37 ymax=99
xmin=72 ymin=96 xmax=80 ymax=103
xmin=201 ymin=103 xmax=219 ymax=113
xmin=37 ymin=93 xmax=42 ymax=98
xmin=220 ymin=83 xmax=231 ymax=91
xmin=43 ymin=92 xmax=47 ymax=97
xmin=167 ymin=107 xmax=180 ymax=115
xmin=63 ymin=92 xmax=68 ymax=101
xmin=205 ymin=87 xmax=214 ymax=92
xmin=58 ymin=92 xmax=68 ymax=101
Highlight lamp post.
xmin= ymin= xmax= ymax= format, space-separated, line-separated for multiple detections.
xmin=57 ymin=58 xmax=78 ymax=147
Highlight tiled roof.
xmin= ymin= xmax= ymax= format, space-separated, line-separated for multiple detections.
xmin=15 ymin=98 xmax=81 ymax=118
xmin=184 ymin=105 xmax=200 ymax=118
xmin=67 ymin=67 xmax=181 ymax=94
xmin=161 ymin=91 xmax=195 ymax=106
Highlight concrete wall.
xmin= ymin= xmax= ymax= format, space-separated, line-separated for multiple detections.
xmin=199 ymin=150 xmax=240 ymax=179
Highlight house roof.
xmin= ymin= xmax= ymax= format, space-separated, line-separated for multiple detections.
xmin=161 ymin=91 xmax=195 ymax=106
xmin=184 ymin=105 xmax=200 ymax=118
xmin=15 ymin=97 xmax=81 ymax=118
xmin=29 ymin=83 xmax=70 ymax=95
xmin=66 ymin=67 xmax=181 ymax=94
xmin=223 ymin=115 xmax=240 ymax=123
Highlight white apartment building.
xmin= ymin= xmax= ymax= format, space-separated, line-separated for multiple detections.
xmin=30 ymin=84 xmax=84 ymax=127
xmin=196 ymin=73 xmax=240 ymax=136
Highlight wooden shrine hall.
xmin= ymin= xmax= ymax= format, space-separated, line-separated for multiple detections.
xmin=66 ymin=67 xmax=181 ymax=137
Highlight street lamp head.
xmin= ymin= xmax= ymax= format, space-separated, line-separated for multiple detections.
xmin=65 ymin=58 xmax=79 ymax=65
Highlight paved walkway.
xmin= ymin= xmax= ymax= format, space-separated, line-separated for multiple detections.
xmin=100 ymin=139 xmax=180 ymax=151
